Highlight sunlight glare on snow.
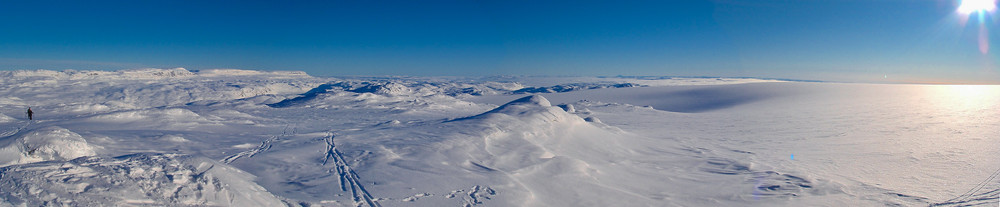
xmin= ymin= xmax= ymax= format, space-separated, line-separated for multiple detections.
xmin=927 ymin=85 xmax=1000 ymax=111
xmin=946 ymin=85 xmax=994 ymax=97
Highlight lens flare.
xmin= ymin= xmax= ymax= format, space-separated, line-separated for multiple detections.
xmin=957 ymin=0 xmax=997 ymax=54
xmin=979 ymin=25 xmax=990 ymax=54
xmin=958 ymin=0 xmax=997 ymax=14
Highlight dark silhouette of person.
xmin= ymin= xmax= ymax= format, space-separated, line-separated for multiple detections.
xmin=26 ymin=107 xmax=33 ymax=120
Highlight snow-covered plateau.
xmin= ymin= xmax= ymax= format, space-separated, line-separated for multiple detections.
xmin=0 ymin=68 xmax=997 ymax=206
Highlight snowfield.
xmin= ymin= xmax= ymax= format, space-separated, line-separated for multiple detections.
xmin=0 ymin=68 xmax=997 ymax=206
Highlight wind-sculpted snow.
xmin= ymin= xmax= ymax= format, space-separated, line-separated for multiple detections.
xmin=0 ymin=153 xmax=285 ymax=206
xmin=0 ymin=127 xmax=96 ymax=167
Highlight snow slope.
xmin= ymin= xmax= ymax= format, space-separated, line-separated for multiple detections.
xmin=0 ymin=68 xmax=996 ymax=206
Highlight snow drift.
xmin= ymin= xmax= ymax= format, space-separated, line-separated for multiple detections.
xmin=0 ymin=127 xmax=97 ymax=167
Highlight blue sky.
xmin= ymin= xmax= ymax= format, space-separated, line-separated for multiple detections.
xmin=1 ymin=0 xmax=997 ymax=83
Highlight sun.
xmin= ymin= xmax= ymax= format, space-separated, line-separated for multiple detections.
xmin=958 ymin=0 xmax=997 ymax=14
xmin=956 ymin=0 xmax=997 ymax=54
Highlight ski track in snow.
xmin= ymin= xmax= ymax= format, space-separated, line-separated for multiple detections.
xmin=323 ymin=132 xmax=381 ymax=207
xmin=221 ymin=135 xmax=276 ymax=164
xmin=932 ymin=166 xmax=1000 ymax=206
xmin=221 ymin=125 xmax=295 ymax=164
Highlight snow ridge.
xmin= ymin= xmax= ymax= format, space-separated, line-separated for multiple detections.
xmin=481 ymin=95 xmax=551 ymax=114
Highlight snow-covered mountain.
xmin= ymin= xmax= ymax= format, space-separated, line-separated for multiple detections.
xmin=0 ymin=69 xmax=996 ymax=206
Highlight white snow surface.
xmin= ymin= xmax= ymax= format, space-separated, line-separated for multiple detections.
xmin=0 ymin=68 xmax=997 ymax=207
xmin=0 ymin=113 xmax=14 ymax=123
xmin=0 ymin=126 xmax=96 ymax=167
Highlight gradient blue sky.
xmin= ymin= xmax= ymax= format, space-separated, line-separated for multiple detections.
xmin=1 ymin=0 xmax=998 ymax=83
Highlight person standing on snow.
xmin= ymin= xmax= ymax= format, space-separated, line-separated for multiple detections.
xmin=26 ymin=107 xmax=33 ymax=120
